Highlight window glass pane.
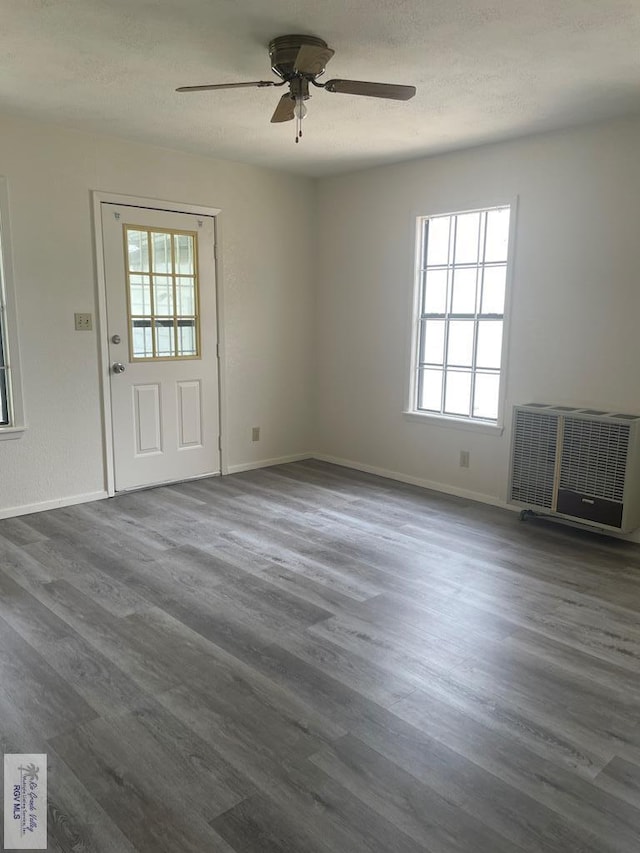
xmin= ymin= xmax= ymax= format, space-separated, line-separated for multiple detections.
xmin=178 ymin=320 xmax=197 ymax=356
xmin=129 ymin=274 xmax=151 ymax=315
xmin=426 ymin=217 xmax=450 ymax=267
xmin=473 ymin=372 xmax=500 ymax=420
xmin=152 ymin=232 xmax=172 ymax=273
xmin=0 ymin=369 xmax=8 ymax=425
xmin=174 ymin=234 xmax=195 ymax=275
xmin=444 ymin=370 xmax=471 ymax=416
xmin=454 ymin=212 xmax=481 ymax=264
xmin=127 ymin=230 xmax=149 ymax=272
xmin=153 ymin=276 xmax=174 ymax=316
xmin=484 ymin=208 xmax=510 ymax=262
xmin=423 ymin=269 xmax=448 ymax=314
xmin=451 ymin=268 xmax=477 ymax=314
xmin=481 ymin=266 xmax=507 ymax=314
xmin=447 ymin=320 xmax=474 ymax=367
xmin=176 ymin=277 xmax=196 ymax=316
xmin=418 ymin=368 xmax=443 ymax=411
xmin=0 ymin=314 xmax=7 ymax=423
xmin=420 ymin=319 xmax=445 ymax=365
xmin=154 ymin=320 xmax=176 ymax=357
xmin=476 ymin=320 xmax=503 ymax=369
xmin=132 ymin=319 xmax=153 ymax=358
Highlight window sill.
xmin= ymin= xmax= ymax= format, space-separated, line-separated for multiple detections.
xmin=403 ymin=411 xmax=504 ymax=436
xmin=0 ymin=425 xmax=26 ymax=441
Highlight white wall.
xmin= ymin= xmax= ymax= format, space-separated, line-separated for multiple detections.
xmin=0 ymin=113 xmax=315 ymax=515
xmin=3 ymin=111 xmax=640 ymax=521
xmin=315 ymin=117 xmax=640 ymax=506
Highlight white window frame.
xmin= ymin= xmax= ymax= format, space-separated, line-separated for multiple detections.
xmin=405 ymin=199 xmax=517 ymax=434
xmin=0 ymin=177 xmax=25 ymax=439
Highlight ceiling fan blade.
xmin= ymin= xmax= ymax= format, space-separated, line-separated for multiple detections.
xmin=176 ymin=81 xmax=277 ymax=92
xmin=294 ymin=44 xmax=335 ymax=76
xmin=271 ymin=93 xmax=295 ymax=123
xmin=324 ymin=79 xmax=416 ymax=100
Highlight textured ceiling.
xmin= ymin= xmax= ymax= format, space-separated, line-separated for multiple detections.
xmin=2 ymin=0 xmax=640 ymax=176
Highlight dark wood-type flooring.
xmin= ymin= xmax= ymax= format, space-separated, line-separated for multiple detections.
xmin=1 ymin=460 xmax=640 ymax=852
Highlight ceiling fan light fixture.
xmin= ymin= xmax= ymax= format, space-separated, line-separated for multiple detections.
xmin=176 ymin=34 xmax=416 ymax=144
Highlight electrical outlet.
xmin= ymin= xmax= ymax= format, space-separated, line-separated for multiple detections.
xmin=74 ymin=312 xmax=92 ymax=331
xmin=460 ymin=450 xmax=470 ymax=468
xmin=252 ymin=426 xmax=260 ymax=442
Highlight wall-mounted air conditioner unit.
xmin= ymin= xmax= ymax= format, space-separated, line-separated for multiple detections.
xmin=508 ymin=404 xmax=640 ymax=533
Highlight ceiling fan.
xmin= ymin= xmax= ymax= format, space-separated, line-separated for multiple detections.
xmin=177 ymin=34 xmax=417 ymax=142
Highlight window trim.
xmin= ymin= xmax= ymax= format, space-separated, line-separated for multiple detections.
xmin=0 ymin=177 xmax=25 ymax=440
xmin=405 ymin=197 xmax=518 ymax=431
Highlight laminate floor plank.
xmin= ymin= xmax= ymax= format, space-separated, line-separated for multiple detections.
xmin=594 ymin=756 xmax=640 ymax=810
xmin=387 ymin=686 xmax=640 ymax=852
xmin=0 ymin=460 xmax=639 ymax=852
xmin=212 ymin=794 xmax=334 ymax=853
xmin=0 ymin=612 xmax=98 ymax=749
xmin=310 ymin=734 xmax=528 ymax=853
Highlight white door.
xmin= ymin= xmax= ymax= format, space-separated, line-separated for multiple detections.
xmin=101 ymin=203 xmax=220 ymax=492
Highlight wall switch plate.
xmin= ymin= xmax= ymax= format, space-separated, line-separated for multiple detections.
xmin=460 ymin=450 xmax=470 ymax=468
xmin=74 ymin=312 xmax=93 ymax=331
xmin=252 ymin=426 xmax=260 ymax=442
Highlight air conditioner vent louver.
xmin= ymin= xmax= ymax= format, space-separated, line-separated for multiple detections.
xmin=510 ymin=410 xmax=557 ymax=509
xmin=560 ymin=418 xmax=629 ymax=502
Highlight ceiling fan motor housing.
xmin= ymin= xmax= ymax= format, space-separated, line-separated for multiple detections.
xmin=269 ymin=35 xmax=329 ymax=81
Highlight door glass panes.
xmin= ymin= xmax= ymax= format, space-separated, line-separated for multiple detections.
xmin=155 ymin=320 xmax=176 ymax=357
xmin=125 ymin=227 xmax=200 ymax=360
xmin=415 ymin=205 xmax=511 ymax=422
xmin=128 ymin=230 xmax=149 ymax=272
xmin=129 ymin=275 xmax=151 ymax=314
xmin=178 ymin=320 xmax=197 ymax=356
xmin=152 ymin=232 xmax=172 ymax=273
xmin=177 ymin=277 xmax=196 ymax=315
xmin=175 ymin=234 xmax=195 ymax=274
xmin=153 ymin=276 xmax=174 ymax=316
xmin=132 ymin=320 xmax=153 ymax=358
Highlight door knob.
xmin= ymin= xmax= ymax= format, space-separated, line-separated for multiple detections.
xmin=112 ymin=362 xmax=126 ymax=374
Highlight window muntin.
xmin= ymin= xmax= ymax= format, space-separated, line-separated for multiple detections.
xmin=413 ymin=205 xmax=511 ymax=423
xmin=124 ymin=226 xmax=200 ymax=361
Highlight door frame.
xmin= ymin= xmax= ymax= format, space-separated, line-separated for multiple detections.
xmin=92 ymin=191 xmax=228 ymax=496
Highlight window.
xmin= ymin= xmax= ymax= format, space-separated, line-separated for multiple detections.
xmin=125 ymin=226 xmax=200 ymax=361
xmin=410 ymin=204 xmax=512 ymax=424
xmin=0 ymin=177 xmax=24 ymax=436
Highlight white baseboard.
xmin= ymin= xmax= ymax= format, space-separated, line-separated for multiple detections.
xmin=0 ymin=490 xmax=109 ymax=520
xmin=226 ymin=452 xmax=313 ymax=475
xmin=311 ymin=453 xmax=512 ymax=510
xmin=312 ymin=453 xmax=640 ymax=543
